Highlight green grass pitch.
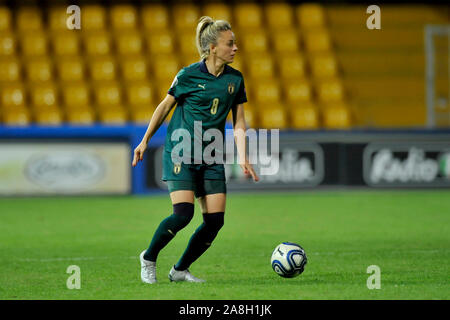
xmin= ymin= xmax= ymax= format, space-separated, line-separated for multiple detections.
xmin=0 ymin=190 xmax=449 ymax=300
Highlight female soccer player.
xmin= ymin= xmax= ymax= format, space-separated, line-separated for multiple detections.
xmin=132 ymin=16 xmax=258 ymax=284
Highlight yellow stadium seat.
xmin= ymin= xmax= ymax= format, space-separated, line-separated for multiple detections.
xmin=151 ymin=55 xmax=180 ymax=81
xmin=16 ymin=7 xmax=43 ymax=32
xmin=270 ymin=29 xmax=300 ymax=53
xmin=56 ymin=57 xmax=85 ymax=82
xmin=20 ymin=33 xmax=47 ymax=56
xmin=65 ymin=106 xmax=95 ymax=125
xmin=304 ymin=28 xmax=332 ymax=53
xmin=115 ymin=31 xmax=143 ymax=56
xmin=178 ymin=32 xmax=198 ymax=55
xmin=2 ymin=106 xmax=30 ymax=126
xmin=240 ymin=30 xmax=268 ymax=53
xmin=25 ymin=58 xmax=53 ymax=82
xmin=61 ymin=82 xmax=90 ymax=108
xmin=278 ymin=53 xmax=306 ymax=79
xmin=259 ymin=103 xmax=288 ymax=129
xmin=243 ymin=103 xmax=257 ymax=128
xmin=290 ymin=103 xmax=319 ymax=129
xmin=0 ymin=7 xmax=12 ymax=31
xmin=34 ymin=106 xmax=63 ymax=125
xmin=173 ymin=4 xmax=200 ymax=30
xmin=155 ymin=79 xmax=175 ymax=102
xmin=316 ymin=79 xmax=345 ymax=103
xmin=93 ymin=81 xmax=122 ymax=108
xmin=141 ymin=4 xmax=169 ymax=30
xmin=203 ymin=3 xmax=232 ymax=23
xmin=283 ymin=79 xmax=312 ymax=104
xmin=120 ymin=56 xmax=148 ymax=81
xmin=0 ymin=83 xmax=25 ymax=109
xmin=48 ymin=6 xmax=69 ymax=31
xmin=310 ymin=53 xmax=338 ymax=79
xmin=246 ymin=54 xmax=274 ymax=79
xmin=125 ymin=81 xmax=155 ymax=107
xmin=83 ymin=31 xmax=111 ymax=56
xmin=146 ymin=31 xmax=175 ymax=55
xmin=88 ymin=56 xmax=117 ymax=81
xmin=0 ymin=32 xmax=15 ymax=55
xmin=181 ymin=54 xmax=201 ymax=67
xmin=51 ymin=31 xmax=80 ymax=56
xmin=110 ymin=5 xmax=138 ymax=30
xmin=297 ymin=3 xmax=326 ymax=29
xmin=265 ymin=3 xmax=294 ymax=29
xmin=252 ymin=80 xmax=281 ymax=104
xmin=229 ymin=54 xmax=244 ymax=72
xmin=0 ymin=57 xmax=20 ymax=82
xmin=322 ymin=103 xmax=352 ymax=129
xmin=130 ymin=105 xmax=156 ymax=124
xmin=81 ymin=5 xmax=106 ymax=31
xmin=234 ymin=3 xmax=263 ymax=29
xmin=98 ymin=107 xmax=128 ymax=124
xmin=29 ymin=83 xmax=58 ymax=110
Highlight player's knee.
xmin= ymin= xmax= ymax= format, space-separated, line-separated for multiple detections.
xmin=173 ymin=202 xmax=195 ymax=226
xmin=203 ymin=212 xmax=224 ymax=233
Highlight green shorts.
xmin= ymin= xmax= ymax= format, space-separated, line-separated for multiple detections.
xmin=162 ymin=151 xmax=226 ymax=197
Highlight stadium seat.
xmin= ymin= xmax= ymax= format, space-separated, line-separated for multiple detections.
xmin=2 ymin=106 xmax=30 ymax=126
xmin=303 ymin=28 xmax=332 ymax=53
xmin=0 ymin=32 xmax=15 ymax=55
xmin=115 ymin=30 xmax=143 ymax=56
xmin=178 ymin=32 xmax=198 ymax=55
xmin=316 ymin=79 xmax=345 ymax=103
xmin=34 ymin=106 xmax=63 ymax=125
xmin=278 ymin=53 xmax=307 ymax=79
xmin=81 ymin=5 xmax=106 ymax=31
xmin=234 ymin=3 xmax=263 ymax=29
xmin=65 ymin=106 xmax=96 ymax=125
xmin=296 ymin=3 xmax=326 ymax=29
xmin=0 ymin=7 xmax=12 ymax=31
xmin=48 ymin=6 xmax=70 ymax=31
xmin=203 ymin=3 xmax=232 ymax=23
xmin=0 ymin=57 xmax=20 ymax=82
xmin=110 ymin=5 xmax=138 ymax=30
xmin=151 ymin=55 xmax=180 ymax=82
xmin=88 ymin=56 xmax=117 ymax=82
xmin=310 ymin=53 xmax=339 ymax=80
xmin=141 ymin=4 xmax=169 ymax=30
xmin=172 ymin=4 xmax=200 ymax=30
xmin=146 ymin=31 xmax=175 ymax=55
xmin=125 ymin=81 xmax=155 ymax=108
xmin=130 ymin=105 xmax=156 ymax=123
xmin=93 ymin=81 xmax=122 ymax=109
xmin=229 ymin=54 xmax=244 ymax=72
xmin=290 ymin=103 xmax=320 ymax=129
xmin=240 ymin=29 xmax=268 ymax=53
xmin=252 ymin=80 xmax=281 ymax=104
xmin=270 ymin=29 xmax=300 ymax=54
xmin=243 ymin=103 xmax=257 ymax=128
xmin=29 ymin=82 xmax=58 ymax=111
xmin=322 ymin=103 xmax=352 ymax=129
xmin=258 ymin=103 xmax=288 ymax=129
xmin=19 ymin=32 xmax=47 ymax=56
xmin=181 ymin=54 xmax=201 ymax=67
xmin=83 ymin=31 xmax=112 ymax=56
xmin=98 ymin=107 xmax=128 ymax=124
xmin=0 ymin=83 xmax=25 ymax=109
xmin=120 ymin=56 xmax=148 ymax=81
xmin=283 ymin=79 xmax=313 ymax=104
xmin=16 ymin=7 xmax=43 ymax=32
xmin=246 ymin=54 xmax=274 ymax=79
xmin=61 ymin=82 xmax=91 ymax=109
xmin=25 ymin=58 xmax=53 ymax=82
xmin=265 ymin=3 xmax=294 ymax=29
xmin=56 ymin=57 xmax=85 ymax=82
xmin=51 ymin=31 xmax=80 ymax=56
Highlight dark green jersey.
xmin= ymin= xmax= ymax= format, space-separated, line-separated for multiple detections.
xmin=165 ymin=59 xmax=247 ymax=164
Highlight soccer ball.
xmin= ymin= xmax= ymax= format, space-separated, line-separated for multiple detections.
xmin=271 ymin=242 xmax=307 ymax=278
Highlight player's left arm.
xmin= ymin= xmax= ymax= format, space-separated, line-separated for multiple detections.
xmin=232 ymin=104 xmax=259 ymax=182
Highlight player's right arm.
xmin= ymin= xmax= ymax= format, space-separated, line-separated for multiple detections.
xmin=132 ymin=94 xmax=177 ymax=167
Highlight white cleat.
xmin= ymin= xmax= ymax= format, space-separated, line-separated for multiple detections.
xmin=140 ymin=250 xmax=157 ymax=284
xmin=168 ymin=266 xmax=206 ymax=283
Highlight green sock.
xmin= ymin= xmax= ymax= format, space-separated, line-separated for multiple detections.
xmin=144 ymin=203 xmax=194 ymax=261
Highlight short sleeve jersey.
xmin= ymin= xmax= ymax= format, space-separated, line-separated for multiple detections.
xmin=165 ymin=60 xmax=247 ymax=163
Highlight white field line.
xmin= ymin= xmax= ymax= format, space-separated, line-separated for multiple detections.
xmin=13 ymin=249 xmax=449 ymax=263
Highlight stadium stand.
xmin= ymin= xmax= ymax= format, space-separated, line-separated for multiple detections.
xmin=0 ymin=2 xmax=448 ymax=129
